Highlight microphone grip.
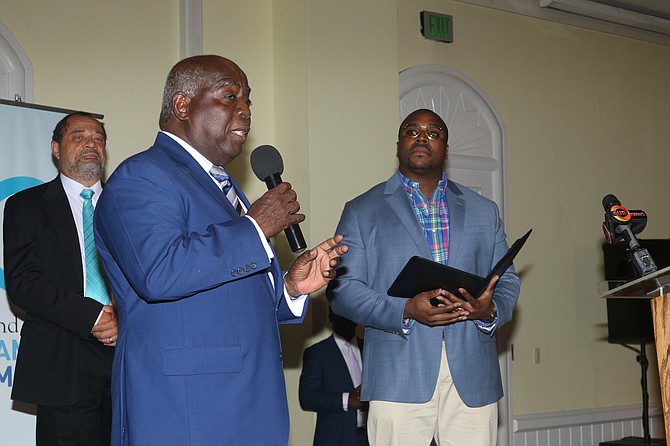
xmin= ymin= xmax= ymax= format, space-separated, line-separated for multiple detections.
xmin=263 ymin=173 xmax=307 ymax=252
xmin=264 ymin=173 xmax=283 ymax=189
xmin=285 ymin=224 xmax=307 ymax=252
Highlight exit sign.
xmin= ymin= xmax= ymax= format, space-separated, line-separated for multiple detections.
xmin=420 ymin=11 xmax=453 ymax=43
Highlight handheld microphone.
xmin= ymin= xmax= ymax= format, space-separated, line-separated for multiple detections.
xmin=602 ymin=194 xmax=657 ymax=277
xmin=250 ymin=145 xmax=307 ymax=252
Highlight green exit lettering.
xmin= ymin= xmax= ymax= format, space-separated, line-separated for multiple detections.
xmin=429 ymin=15 xmax=450 ymax=39
xmin=420 ymin=11 xmax=453 ymax=43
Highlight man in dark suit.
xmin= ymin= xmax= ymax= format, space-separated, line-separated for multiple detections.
xmin=299 ymin=307 xmax=369 ymax=446
xmin=3 ymin=112 xmax=118 ymax=446
xmin=93 ymin=55 xmax=347 ymax=445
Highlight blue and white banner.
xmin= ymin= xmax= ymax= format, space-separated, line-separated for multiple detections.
xmin=0 ymin=101 xmax=63 ymax=443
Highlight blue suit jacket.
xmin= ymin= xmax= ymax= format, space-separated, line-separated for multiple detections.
xmin=328 ymin=173 xmax=520 ymax=407
xmin=94 ymin=132 xmax=307 ymax=445
xmin=299 ymin=335 xmax=365 ymax=446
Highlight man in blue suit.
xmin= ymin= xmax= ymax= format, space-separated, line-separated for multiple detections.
xmin=328 ymin=109 xmax=520 ymax=446
xmin=299 ymin=306 xmax=368 ymax=446
xmin=93 ymin=55 xmax=347 ymax=446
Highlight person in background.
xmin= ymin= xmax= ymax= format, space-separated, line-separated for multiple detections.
xmin=3 ymin=112 xmax=118 ymax=446
xmin=328 ymin=108 xmax=520 ymax=446
xmin=93 ymin=54 xmax=347 ymax=446
xmin=299 ymin=305 xmax=369 ymax=446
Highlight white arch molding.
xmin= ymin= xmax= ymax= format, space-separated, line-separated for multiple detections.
xmin=399 ymin=65 xmax=514 ymax=446
xmin=0 ymin=20 xmax=33 ymax=102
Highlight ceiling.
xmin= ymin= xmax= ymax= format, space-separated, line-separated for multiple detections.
xmin=455 ymin=0 xmax=670 ymax=46
xmin=541 ymin=0 xmax=670 ymax=37
xmin=593 ymin=0 xmax=670 ymax=20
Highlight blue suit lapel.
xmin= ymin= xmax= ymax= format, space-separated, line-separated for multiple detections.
xmin=383 ymin=174 xmax=432 ymax=258
xmin=445 ymin=180 xmax=465 ymax=266
xmin=156 ymin=133 xmax=243 ymax=220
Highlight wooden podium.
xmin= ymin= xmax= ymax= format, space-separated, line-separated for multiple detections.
xmin=601 ymin=265 xmax=670 ymax=444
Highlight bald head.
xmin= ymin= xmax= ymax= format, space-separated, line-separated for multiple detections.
xmin=157 ymin=54 xmax=252 ymax=167
xmin=159 ymin=55 xmax=246 ymax=130
xmin=399 ymin=109 xmax=448 ymax=142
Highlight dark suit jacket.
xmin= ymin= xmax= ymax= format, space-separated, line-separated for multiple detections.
xmin=94 ymin=132 xmax=307 ymax=446
xmin=3 ymin=176 xmax=107 ymax=405
xmin=299 ymin=334 xmax=365 ymax=446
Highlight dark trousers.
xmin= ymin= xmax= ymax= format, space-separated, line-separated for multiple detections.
xmin=358 ymin=427 xmax=370 ymax=446
xmin=36 ymin=340 xmax=113 ymax=446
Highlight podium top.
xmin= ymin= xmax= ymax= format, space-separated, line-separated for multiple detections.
xmin=600 ymin=265 xmax=670 ymax=299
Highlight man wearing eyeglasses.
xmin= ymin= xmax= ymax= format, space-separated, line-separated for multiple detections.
xmin=328 ymin=108 xmax=520 ymax=446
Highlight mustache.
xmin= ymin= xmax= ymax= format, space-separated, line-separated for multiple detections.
xmin=410 ymin=143 xmax=431 ymax=152
xmin=78 ymin=149 xmax=101 ymax=159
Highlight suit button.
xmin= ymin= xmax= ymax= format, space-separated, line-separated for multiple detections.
xmin=250 ymin=262 xmax=257 ymax=269
xmin=237 ymin=267 xmax=244 ymax=275
xmin=231 ymin=270 xmax=237 ymax=277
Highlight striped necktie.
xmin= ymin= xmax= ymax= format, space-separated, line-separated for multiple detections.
xmin=209 ymin=165 xmax=244 ymax=215
xmin=80 ymin=189 xmax=111 ymax=305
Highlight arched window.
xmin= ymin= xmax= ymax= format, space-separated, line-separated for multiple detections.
xmin=0 ymin=20 xmax=33 ymax=102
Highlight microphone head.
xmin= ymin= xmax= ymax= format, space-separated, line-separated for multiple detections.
xmin=251 ymin=145 xmax=284 ymax=181
xmin=602 ymin=194 xmax=620 ymax=210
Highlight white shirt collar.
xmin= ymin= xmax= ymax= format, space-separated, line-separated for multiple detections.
xmin=333 ymin=332 xmax=359 ymax=350
xmin=60 ymin=173 xmax=103 ymax=203
xmin=162 ymin=130 xmax=216 ymax=172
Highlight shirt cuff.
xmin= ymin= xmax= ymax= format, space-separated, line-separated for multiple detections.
xmin=474 ymin=316 xmax=497 ymax=333
xmin=402 ymin=317 xmax=415 ymax=335
xmin=284 ymin=287 xmax=308 ymax=316
xmin=243 ymin=215 xmax=274 ymax=260
xmin=93 ymin=308 xmax=104 ymax=326
xmin=342 ymin=392 xmax=350 ymax=411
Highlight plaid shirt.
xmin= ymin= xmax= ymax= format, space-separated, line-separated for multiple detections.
xmin=398 ymin=171 xmax=497 ymax=333
xmin=398 ymin=171 xmax=449 ymax=265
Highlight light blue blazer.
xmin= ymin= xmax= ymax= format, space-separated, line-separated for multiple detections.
xmin=328 ymin=173 xmax=520 ymax=407
xmin=94 ymin=133 xmax=306 ymax=445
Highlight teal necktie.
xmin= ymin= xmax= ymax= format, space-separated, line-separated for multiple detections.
xmin=80 ymin=189 xmax=111 ymax=305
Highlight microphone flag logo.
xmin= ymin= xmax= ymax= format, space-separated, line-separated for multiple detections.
xmin=609 ymin=205 xmax=631 ymax=223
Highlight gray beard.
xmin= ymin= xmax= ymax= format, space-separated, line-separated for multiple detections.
xmin=61 ymin=161 xmax=103 ymax=184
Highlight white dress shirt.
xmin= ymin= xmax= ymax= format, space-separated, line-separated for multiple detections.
xmin=60 ymin=174 xmax=106 ymax=324
xmin=334 ymin=333 xmax=366 ymax=427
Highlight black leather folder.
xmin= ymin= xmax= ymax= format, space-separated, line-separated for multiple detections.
xmin=387 ymin=229 xmax=531 ymax=300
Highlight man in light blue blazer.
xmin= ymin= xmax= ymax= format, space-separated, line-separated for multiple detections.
xmin=328 ymin=109 xmax=520 ymax=446
xmin=94 ymin=55 xmax=346 ymax=446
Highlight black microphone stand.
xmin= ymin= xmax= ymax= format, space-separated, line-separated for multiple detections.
xmin=624 ymin=342 xmax=652 ymax=444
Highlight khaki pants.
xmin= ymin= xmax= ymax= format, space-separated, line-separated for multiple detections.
xmin=367 ymin=344 xmax=497 ymax=446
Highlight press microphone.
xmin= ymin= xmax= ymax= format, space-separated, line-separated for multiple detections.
xmin=602 ymin=194 xmax=657 ymax=277
xmin=250 ymin=145 xmax=307 ymax=252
